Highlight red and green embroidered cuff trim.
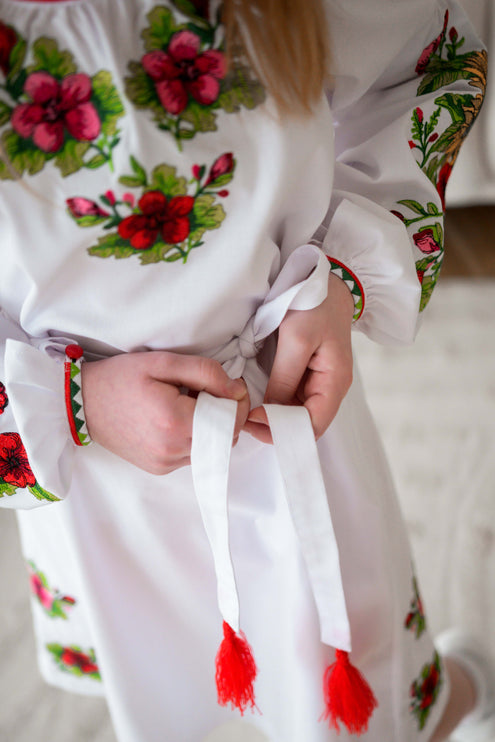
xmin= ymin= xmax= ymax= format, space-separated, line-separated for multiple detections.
xmin=64 ymin=345 xmax=91 ymax=447
xmin=326 ymin=257 xmax=365 ymax=322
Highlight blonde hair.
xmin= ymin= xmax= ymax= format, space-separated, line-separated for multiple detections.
xmin=223 ymin=0 xmax=331 ymax=115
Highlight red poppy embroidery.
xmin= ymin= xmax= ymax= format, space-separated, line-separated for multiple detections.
xmin=0 ymin=20 xmax=17 ymax=77
xmin=410 ymin=652 xmax=443 ymax=729
xmin=118 ymin=191 xmax=195 ymax=249
xmin=415 ymin=10 xmax=449 ymax=75
xmin=0 ymin=431 xmax=59 ymax=502
xmin=0 ymin=382 xmax=8 ymax=414
xmin=0 ymin=27 xmax=124 ymax=179
xmin=68 ymin=152 xmax=236 ymax=264
xmin=46 ymin=643 xmax=101 ymax=680
xmin=142 ymin=31 xmax=227 ymax=116
xmin=126 ymin=5 xmax=264 ymax=148
xmin=11 ymin=72 xmax=101 ymax=154
xmin=0 ymin=432 xmax=36 ymax=488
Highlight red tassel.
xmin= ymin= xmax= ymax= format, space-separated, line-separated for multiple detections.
xmin=215 ymin=621 xmax=257 ymax=714
xmin=322 ymin=650 xmax=378 ymax=735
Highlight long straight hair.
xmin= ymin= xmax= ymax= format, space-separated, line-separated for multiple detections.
xmin=223 ymin=0 xmax=331 ymax=115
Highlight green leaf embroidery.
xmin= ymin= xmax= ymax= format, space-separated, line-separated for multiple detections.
xmin=85 ymin=154 xmax=107 ymax=170
xmin=0 ymin=129 xmax=45 ymax=178
xmin=130 ymin=156 xmax=148 ymax=185
xmin=124 ymin=61 xmax=161 ymax=111
xmin=29 ymin=37 xmax=77 ymax=78
xmin=396 ymin=199 xmax=427 ymax=215
xmin=7 ymin=37 xmax=27 ymax=83
xmin=180 ymin=100 xmax=217 ymax=134
xmin=217 ymin=62 xmax=266 ymax=113
xmin=142 ymin=6 xmax=183 ymax=52
xmin=91 ymin=70 xmax=125 ymax=137
xmin=191 ymin=193 xmax=225 ymax=231
xmin=118 ymin=175 xmax=146 ymax=188
xmin=54 ymin=139 xmax=90 ymax=178
xmin=0 ymin=481 xmax=18 ymax=497
xmin=28 ymin=482 xmax=60 ymax=502
xmin=149 ymin=163 xmax=187 ymax=195
xmin=88 ymin=232 xmax=139 ymax=260
xmin=0 ymin=101 xmax=12 ymax=127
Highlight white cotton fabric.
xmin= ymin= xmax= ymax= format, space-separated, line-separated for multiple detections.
xmin=0 ymin=0 xmax=483 ymax=739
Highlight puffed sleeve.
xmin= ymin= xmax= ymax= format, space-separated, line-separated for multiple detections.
xmin=317 ymin=0 xmax=487 ymax=344
xmin=0 ymin=308 xmax=79 ymax=509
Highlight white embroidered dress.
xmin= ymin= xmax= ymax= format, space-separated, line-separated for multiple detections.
xmin=0 ymin=0 xmax=486 ymax=740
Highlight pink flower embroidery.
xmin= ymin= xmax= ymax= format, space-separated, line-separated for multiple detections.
xmin=29 ymin=573 xmax=54 ymax=610
xmin=0 ymin=20 xmax=17 ymax=77
xmin=142 ymin=30 xmax=226 ymax=115
xmin=413 ymin=229 xmax=441 ymax=254
xmin=118 ymin=191 xmax=195 ymax=249
xmin=66 ymin=197 xmax=110 ymax=218
xmin=11 ymin=72 xmax=101 ymax=153
xmin=416 ymin=10 xmax=449 ymax=75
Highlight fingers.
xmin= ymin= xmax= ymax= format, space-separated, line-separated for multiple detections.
xmin=148 ymin=352 xmax=247 ymax=402
xmin=263 ymin=317 xmax=313 ymax=405
xmin=301 ymin=357 xmax=353 ymax=439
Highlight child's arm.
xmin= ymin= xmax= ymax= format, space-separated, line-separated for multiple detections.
xmin=0 ymin=307 xmax=249 ymax=506
xmin=248 ymin=0 xmax=486 ymax=442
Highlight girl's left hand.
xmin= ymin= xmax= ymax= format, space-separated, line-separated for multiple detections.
xmin=244 ymin=273 xmax=355 ymax=443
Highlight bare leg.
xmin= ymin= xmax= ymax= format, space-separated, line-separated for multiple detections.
xmin=429 ymin=658 xmax=477 ymax=742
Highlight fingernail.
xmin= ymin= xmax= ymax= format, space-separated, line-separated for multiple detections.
xmin=227 ymin=378 xmax=247 ymax=400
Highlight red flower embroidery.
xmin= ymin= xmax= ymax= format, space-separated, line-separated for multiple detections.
xmin=61 ymin=648 xmax=99 ymax=674
xmin=142 ymin=30 xmax=226 ymax=115
xmin=66 ymin=197 xmax=110 ymax=218
xmin=416 ymin=10 xmax=449 ymax=75
xmin=419 ymin=666 xmax=440 ymax=709
xmin=0 ymin=382 xmax=8 ymax=414
xmin=436 ymin=161 xmax=453 ymax=210
xmin=0 ymin=20 xmax=17 ymax=77
xmin=11 ymin=72 xmax=101 ymax=153
xmin=413 ymin=229 xmax=441 ymax=254
xmin=0 ymin=432 xmax=36 ymax=488
xmin=118 ymin=191 xmax=195 ymax=249
xmin=205 ymin=152 xmax=234 ymax=185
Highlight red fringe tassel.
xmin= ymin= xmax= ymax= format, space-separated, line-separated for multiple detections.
xmin=215 ymin=621 xmax=257 ymax=714
xmin=322 ymin=650 xmax=378 ymax=735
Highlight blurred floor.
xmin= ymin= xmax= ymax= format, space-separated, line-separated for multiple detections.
xmin=0 ymin=207 xmax=494 ymax=741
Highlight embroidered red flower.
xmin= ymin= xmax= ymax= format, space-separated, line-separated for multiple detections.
xmin=142 ymin=30 xmax=226 ymax=115
xmin=0 ymin=20 xmax=17 ymax=77
xmin=11 ymin=72 xmax=101 ymax=153
xmin=66 ymin=197 xmax=110 ymax=218
xmin=205 ymin=152 xmax=234 ymax=185
xmin=416 ymin=10 xmax=449 ymax=75
xmin=419 ymin=665 xmax=440 ymax=709
xmin=413 ymin=229 xmax=441 ymax=254
xmin=0 ymin=382 xmax=8 ymax=414
xmin=436 ymin=161 xmax=453 ymax=210
xmin=61 ymin=648 xmax=99 ymax=674
xmin=118 ymin=191 xmax=194 ymax=249
xmin=0 ymin=432 xmax=36 ymax=488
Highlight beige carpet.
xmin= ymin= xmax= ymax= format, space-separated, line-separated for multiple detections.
xmin=0 ymin=278 xmax=493 ymax=741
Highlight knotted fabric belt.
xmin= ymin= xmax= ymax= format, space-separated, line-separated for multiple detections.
xmin=190 ymin=245 xmax=377 ymax=734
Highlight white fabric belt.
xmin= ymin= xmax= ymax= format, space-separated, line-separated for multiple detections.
xmin=191 ymin=244 xmax=351 ymax=653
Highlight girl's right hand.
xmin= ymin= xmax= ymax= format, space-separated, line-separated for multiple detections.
xmin=81 ymin=351 xmax=249 ymax=475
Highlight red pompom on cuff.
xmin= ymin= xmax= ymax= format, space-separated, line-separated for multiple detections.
xmin=64 ymin=345 xmax=92 ymax=447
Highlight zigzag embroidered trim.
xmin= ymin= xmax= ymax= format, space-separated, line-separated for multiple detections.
xmin=64 ymin=345 xmax=92 ymax=447
xmin=326 ymin=257 xmax=365 ymax=322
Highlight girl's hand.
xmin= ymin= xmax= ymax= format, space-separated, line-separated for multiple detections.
xmin=244 ymin=273 xmax=354 ymax=443
xmin=81 ymin=352 xmax=249 ymax=474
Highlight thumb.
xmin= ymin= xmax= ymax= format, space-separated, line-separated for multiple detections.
xmin=264 ymin=335 xmax=311 ymax=405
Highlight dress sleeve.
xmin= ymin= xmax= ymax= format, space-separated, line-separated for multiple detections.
xmin=0 ymin=308 xmax=77 ymax=509
xmin=317 ymin=0 xmax=487 ymax=344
